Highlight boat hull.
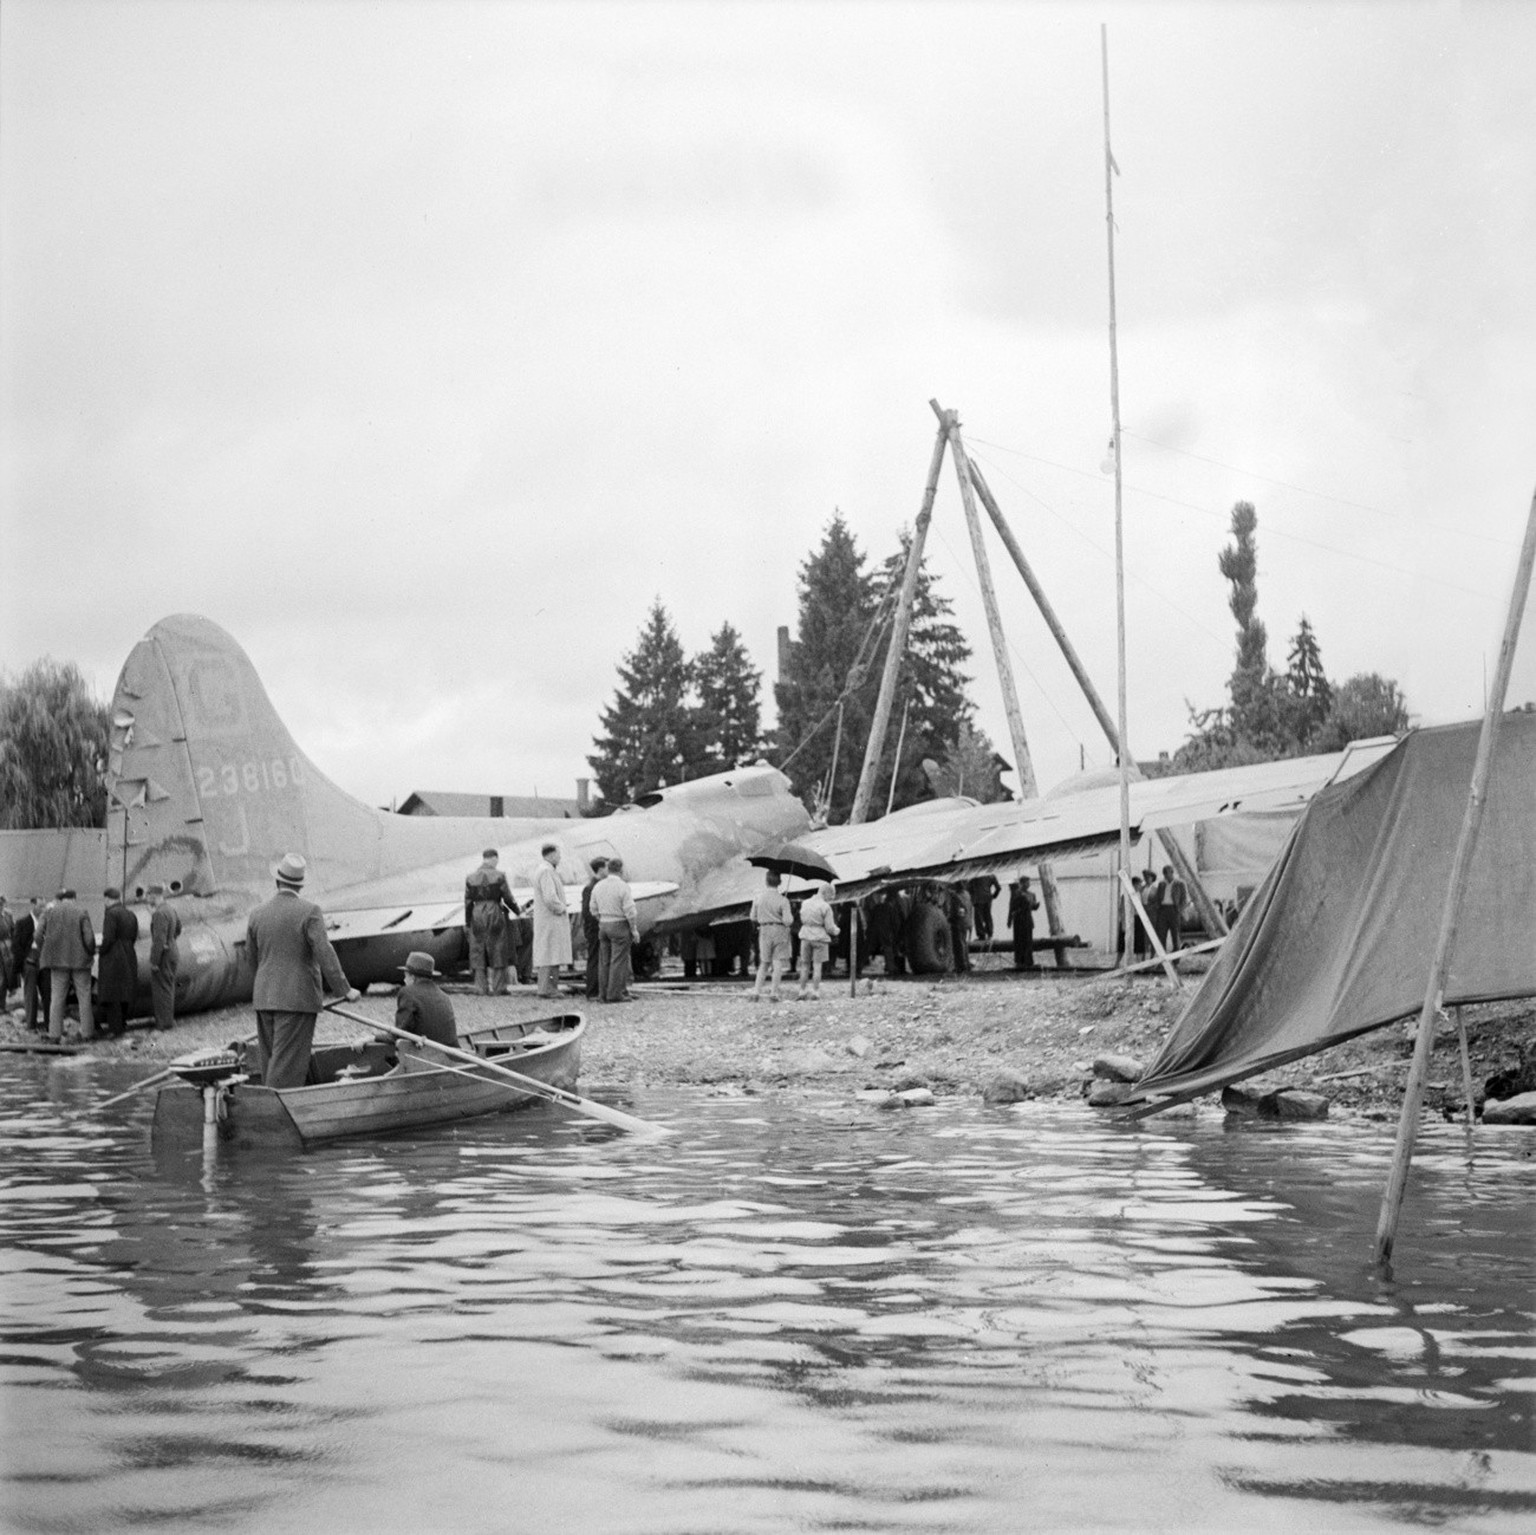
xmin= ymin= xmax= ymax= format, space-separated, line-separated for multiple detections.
xmin=152 ymin=1014 xmax=585 ymax=1152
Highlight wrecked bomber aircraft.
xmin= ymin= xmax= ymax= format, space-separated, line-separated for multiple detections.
xmin=106 ymin=614 xmax=812 ymax=1016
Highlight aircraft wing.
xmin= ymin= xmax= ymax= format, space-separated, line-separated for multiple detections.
xmin=323 ymin=882 xmax=680 ymax=944
xmin=649 ymin=857 xmax=820 ymax=933
xmin=752 ymin=739 xmax=1398 ymax=897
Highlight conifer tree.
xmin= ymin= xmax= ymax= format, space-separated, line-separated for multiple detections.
xmin=774 ymin=516 xmax=978 ymax=819
xmin=875 ymin=530 xmax=974 ymax=808
xmin=774 ymin=515 xmax=881 ymax=817
xmin=693 ymin=623 xmax=764 ymax=770
xmin=588 ymin=601 xmax=701 ymax=805
xmin=1283 ymin=614 xmax=1333 ymax=747
xmin=925 ymin=721 xmax=1009 ymax=802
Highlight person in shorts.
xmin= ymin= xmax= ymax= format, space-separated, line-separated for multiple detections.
xmin=795 ymin=882 xmax=839 ymax=1000
xmin=749 ymin=870 xmax=793 ymax=1003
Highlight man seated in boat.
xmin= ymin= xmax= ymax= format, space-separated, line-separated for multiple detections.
xmin=393 ymin=950 xmax=459 ymax=1050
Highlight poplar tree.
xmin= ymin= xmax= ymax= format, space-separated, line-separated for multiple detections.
xmin=588 ymin=601 xmax=701 ymax=805
xmin=1170 ymin=504 xmax=1410 ymax=768
xmin=0 ymin=660 xmax=112 ymax=829
xmin=693 ymin=623 xmax=764 ymax=771
xmin=1219 ymin=501 xmax=1284 ymax=750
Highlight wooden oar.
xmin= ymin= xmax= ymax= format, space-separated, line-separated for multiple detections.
xmin=96 ymin=1068 xmax=177 ymax=1110
xmin=324 ymin=1003 xmax=668 ymax=1137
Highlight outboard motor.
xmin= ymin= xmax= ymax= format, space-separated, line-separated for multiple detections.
xmin=167 ymin=1044 xmax=249 ymax=1144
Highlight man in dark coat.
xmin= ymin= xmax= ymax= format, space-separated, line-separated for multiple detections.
xmin=1008 ymin=877 xmax=1039 ymax=972
xmin=867 ymin=890 xmax=907 ymax=976
xmin=464 ymin=849 xmax=516 ymax=994
xmin=39 ymin=888 xmax=95 ymax=1040
xmin=1159 ymin=864 xmax=1187 ymax=953
xmin=946 ymin=885 xmax=972 ymax=973
xmin=245 ymin=853 xmax=359 ymax=1088
xmin=393 ymin=951 xmax=458 ymax=1051
xmin=1142 ymin=870 xmax=1167 ymax=952
xmin=0 ymin=895 xmax=13 ymax=999
xmin=12 ymin=899 xmax=41 ymax=1029
xmin=968 ymin=875 xmax=1000 ymax=943
xmin=97 ymin=887 xmax=139 ymax=1036
xmin=580 ymin=857 xmax=608 ymax=998
xmin=148 ymin=885 xmax=181 ymax=1030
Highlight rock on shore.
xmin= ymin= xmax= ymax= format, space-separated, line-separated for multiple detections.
xmin=12 ymin=962 xmax=1532 ymax=1124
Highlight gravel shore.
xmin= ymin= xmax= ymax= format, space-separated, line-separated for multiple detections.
xmin=9 ymin=955 xmax=1531 ymax=1121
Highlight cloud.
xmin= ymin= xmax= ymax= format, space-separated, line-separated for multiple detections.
xmin=3 ymin=0 xmax=1533 ymax=805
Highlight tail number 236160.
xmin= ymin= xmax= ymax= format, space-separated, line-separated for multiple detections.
xmin=197 ymin=758 xmax=305 ymax=799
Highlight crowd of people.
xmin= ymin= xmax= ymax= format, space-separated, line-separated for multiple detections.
xmin=1123 ymin=865 xmax=1190 ymax=958
xmin=0 ymin=885 xmax=183 ymax=1042
xmin=1 ymin=847 xmax=1201 ymax=1083
xmin=717 ymin=870 xmax=1047 ymax=1001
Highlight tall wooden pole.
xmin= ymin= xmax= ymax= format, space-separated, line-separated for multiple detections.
xmin=850 ymin=424 xmax=950 ymax=824
xmin=936 ymin=402 xmax=1069 ymax=966
xmin=966 ymin=460 xmax=1227 ymax=939
xmin=1373 ymin=487 xmax=1536 ymax=1266
xmin=885 ymin=697 xmax=912 ymax=818
xmin=1102 ymin=25 xmax=1134 ymax=965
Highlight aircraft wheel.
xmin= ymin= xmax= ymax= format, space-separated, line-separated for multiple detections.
xmin=903 ymin=900 xmax=953 ymax=974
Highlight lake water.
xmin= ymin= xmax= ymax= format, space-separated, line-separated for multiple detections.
xmin=2 ymin=1057 xmax=1533 ymax=1533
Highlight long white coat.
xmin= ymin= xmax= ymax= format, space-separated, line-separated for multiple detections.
xmin=532 ymin=861 xmax=574 ymax=966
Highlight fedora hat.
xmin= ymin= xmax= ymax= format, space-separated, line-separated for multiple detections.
xmin=400 ymin=951 xmax=439 ymax=978
xmin=274 ymin=853 xmax=307 ymax=887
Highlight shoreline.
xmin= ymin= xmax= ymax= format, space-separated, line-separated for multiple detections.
xmin=10 ymin=957 xmax=1531 ymax=1123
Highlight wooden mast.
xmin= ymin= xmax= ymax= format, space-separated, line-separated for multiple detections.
xmin=1102 ymin=23 xmax=1134 ymax=962
xmin=885 ymin=697 xmax=912 ymax=818
xmin=849 ymin=424 xmax=949 ymax=824
xmin=1373 ymin=486 xmax=1536 ymax=1266
xmin=966 ymin=459 xmax=1227 ymax=940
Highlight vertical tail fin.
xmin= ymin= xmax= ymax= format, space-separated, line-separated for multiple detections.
xmin=106 ymin=615 xmax=382 ymax=906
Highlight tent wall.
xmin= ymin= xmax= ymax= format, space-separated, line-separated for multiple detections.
xmin=1132 ymin=715 xmax=1536 ymax=1102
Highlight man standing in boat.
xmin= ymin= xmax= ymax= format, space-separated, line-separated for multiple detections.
xmin=245 ymin=853 xmax=360 ymax=1088
xmin=393 ymin=950 xmax=458 ymax=1050
xmin=531 ymin=842 xmax=572 ymax=999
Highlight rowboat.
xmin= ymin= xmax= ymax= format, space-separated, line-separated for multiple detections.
xmin=151 ymin=1014 xmax=585 ymax=1152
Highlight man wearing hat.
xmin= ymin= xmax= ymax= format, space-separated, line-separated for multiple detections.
xmin=394 ymin=951 xmax=459 ymax=1051
xmin=531 ymin=842 xmax=572 ymax=999
xmin=245 ymin=853 xmax=359 ymax=1088
xmin=463 ymin=848 xmax=516 ymax=995
xmin=39 ymin=887 xmax=95 ymax=1041
xmin=97 ymin=887 xmax=139 ymax=1036
xmin=147 ymin=884 xmax=181 ymax=1031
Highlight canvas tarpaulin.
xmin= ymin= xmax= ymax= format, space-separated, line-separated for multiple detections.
xmin=1129 ymin=714 xmax=1536 ymax=1104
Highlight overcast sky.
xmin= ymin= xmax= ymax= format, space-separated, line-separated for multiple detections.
xmin=3 ymin=0 xmax=1532 ymax=808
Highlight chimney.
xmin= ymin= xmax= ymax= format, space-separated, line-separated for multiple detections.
xmin=490 ymin=795 xmax=504 ymax=817
xmin=776 ymin=625 xmax=791 ymax=680
xmin=576 ymin=777 xmax=590 ymax=812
